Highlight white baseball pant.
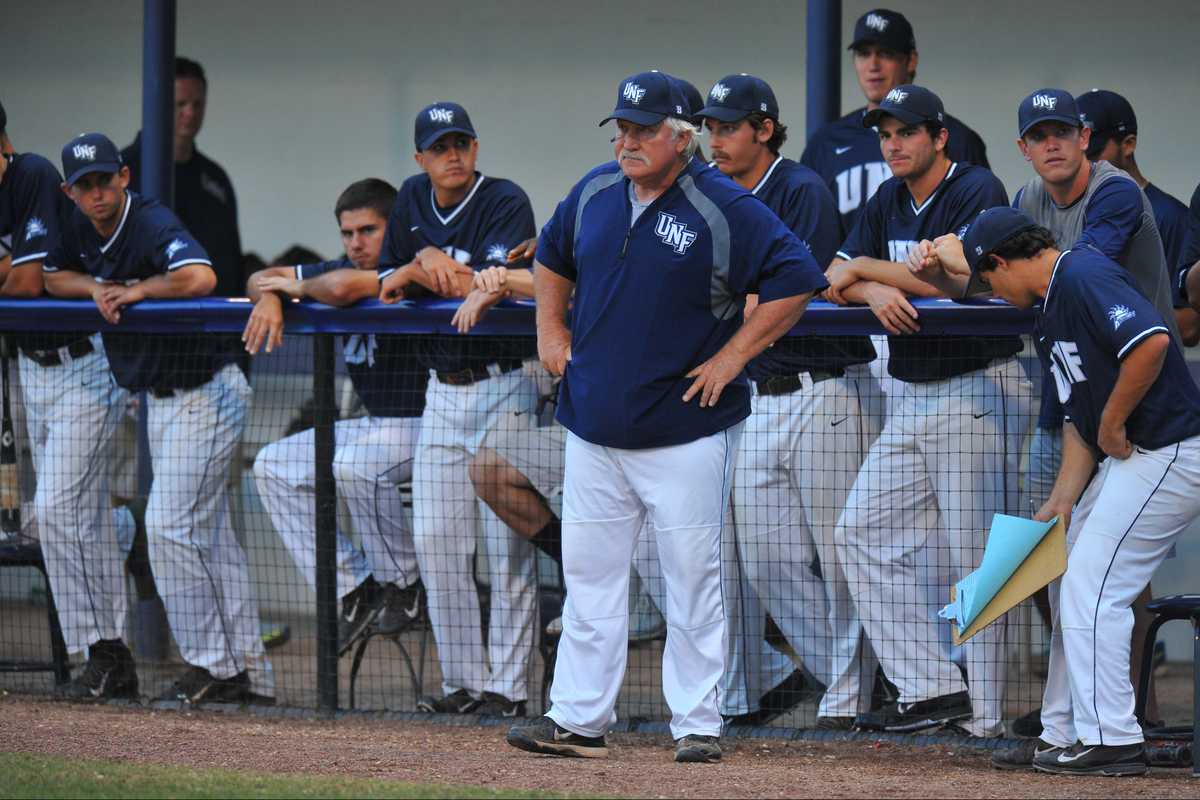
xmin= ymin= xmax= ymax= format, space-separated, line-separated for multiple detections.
xmin=413 ymin=366 xmax=538 ymax=702
xmin=1040 ymin=435 xmax=1200 ymax=746
xmin=146 ymin=363 xmax=272 ymax=694
xmin=725 ymin=372 xmax=882 ymax=718
xmin=548 ymin=424 xmax=743 ymax=740
xmin=18 ymin=336 xmax=134 ymax=655
xmin=837 ymin=357 xmax=1032 ymax=736
xmin=254 ymin=414 xmax=421 ymax=597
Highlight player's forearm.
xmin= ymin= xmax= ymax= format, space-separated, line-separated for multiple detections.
xmin=917 ymin=267 xmax=969 ymax=299
xmin=136 ymin=264 xmax=217 ymax=299
xmin=502 ymin=268 xmax=535 ymax=299
xmin=245 ymin=266 xmax=296 ymax=302
xmin=303 ymin=269 xmax=378 ymax=306
xmin=839 ymin=279 xmax=879 ymax=306
xmin=1100 ymin=333 xmax=1169 ymax=433
xmin=534 ymin=262 xmax=573 ymax=337
xmin=0 ymin=262 xmax=45 ymax=298
xmin=851 ymin=257 xmax=943 ymax=298
xmin=1047 ymin=423 xmax=1097 ymax=508
xmin=721 ymin=293 xmax=813 ymax=364
xmin=44 ymin=270 xmax=101 ymax=299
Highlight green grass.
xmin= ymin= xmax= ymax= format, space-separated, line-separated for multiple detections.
xmin=0 ymin=751 xmax=563 ymax=799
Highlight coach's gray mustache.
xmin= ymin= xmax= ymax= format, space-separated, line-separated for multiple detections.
xmin=619 ymin=151 xmax=650 ymax=165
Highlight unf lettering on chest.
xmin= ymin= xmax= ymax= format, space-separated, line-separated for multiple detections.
xmin=1049 ymin=340 xmax=1086 ymax=402
xmin=654 ymin=212 xmax=698 ymax=255
xmin=835 ymin=163 xmax=891 ymax=215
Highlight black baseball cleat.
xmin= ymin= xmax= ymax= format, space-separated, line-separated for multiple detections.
xmin=156 ymin=666 xmax=251 ymax=705
xmin=338 ymin=576 xmax=383 ymax=656
xmin=854 ymin=690 xmax=971 ymax=732
xmin=373 ymin=580 xmax=426 ymax=637
xmin=416 ymin=688 xmax=483 ymax=714
xmin=59 ymin=639 xmax=138 ymax=701
xmin=506 ymin=715 xmax=608 ymax=758
xmin=991 ymin=738 xmax=1065 ymax=771
xmin=1032 ymin=741 xmax=1148 ymax=776
xmin=815 ymin=716 xmax=856 ymax=731
xmin=724 ymin=668 xmax=826 ymax=727
xmin=478 ymin=691 xmax=526 ymax=718
xmin=1011 ymin=706 xmax=1043 ymax=738
xmin=675 ymin=735 xmax=722 ymax=763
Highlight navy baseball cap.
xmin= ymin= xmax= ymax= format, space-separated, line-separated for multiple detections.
xmin=849 ymin=9 xmax=916 ymax=54
xmin=671 ymin=76 xmax=705 ymax=126
xmin=599 ymin=71 xmax=690 ymax=127
xmin=961 ymin=206 xmax=1041 ymax=296
xmin=1076 ymin=89 xmax=1137 ymax=157
xmin=414 ymin=102 xmax=476 ymax=151
xmin=862 ymin=84 xmax=944 ymax=128
xmin=697 ymin=73 xmax=779 ymax=122
xmin=1018 ymin=89 xmax=1082 ymax=138
xmin=61 ymin=133 xmax=123 ymax=186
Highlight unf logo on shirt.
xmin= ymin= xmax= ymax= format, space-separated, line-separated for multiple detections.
xmin=25 ymin=217 xmax=47 ymax=241
xmin=885 ymin=88 xmax=908 ymax=104
xmin=1031 ymin=94 xmax=1058 ymax=111
xmin=865 ymin=13 xmax=889 ymax=31
xmin=1108 ymin=304 xmax=1135 ymax=330
xmin=73 ymin=144 xmax=97 ymax=161
xmin=1049 ymin=340 xmax=1086 ymax=403
xmin=486 ymin=243 xmax=509 ymax=262
xmin=622 ymin=82 xmax=646 ymax=105
xmin=429 ymin=108 xmax=454 ymax=124
xmin=654 ymin=212 xmax=697 ymax=255
xmin=709 ymin=83 xmax=731 ymax=102
xmin=165 ymin=238 xmax=188 ymax=260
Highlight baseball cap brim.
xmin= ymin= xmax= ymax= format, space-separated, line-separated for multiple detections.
xmin=696 ymin=105 xmax=751 ymax=122
xmin=962 ymin=222 xmax=1040 ymax=298
xmin=417 ymin=127 xmax=476 ymax=151
xmin=862 ymin=106 xmax=925 ymax=128
xmin=598 ymin=108 xmax=667 ymax=127
xmin=848 ymin=37 xmax=913 ymax=53
xmin=64 ymin=162 xmax=120 ymax=187
xmin=1018 ymin=115 xmax=1082 ymax=138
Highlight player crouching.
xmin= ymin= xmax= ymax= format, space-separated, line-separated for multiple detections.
xmin=959 ymin=207 xmax=1200 ymax=776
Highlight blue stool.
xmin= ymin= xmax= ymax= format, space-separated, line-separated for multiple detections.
xmin=1134 ymin=594 xmax=1199 ymax=775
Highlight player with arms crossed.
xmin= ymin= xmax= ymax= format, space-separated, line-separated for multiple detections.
xmin=505 ymin=71 xmax=827 ymax=763
xmin=0 ymin=104 xmax=138 ymax=699
xmin=244 ymin=178 xmax=428 ymax=656
xmin=376 ymin=102 xmax=541 ymax=717
xmin=44 ymin=133 xmax=272 ymax=704
xmin=823 ymin=86 xmax=1028 ymax=737
xmin=698 ymin=73 xmax=880 ymax=727
xmin=956 ymin=207 xmax=1200 ymax=776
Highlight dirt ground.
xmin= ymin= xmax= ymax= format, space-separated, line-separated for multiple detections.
xmin=0 ymin=695 xmax=1195 ymax=799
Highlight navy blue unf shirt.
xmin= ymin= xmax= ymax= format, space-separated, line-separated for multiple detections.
xmin=44 ymin=191 xmax=231 ymax=391
xmin=801 ymin=108 xmax=989 ymax=239
xmin=1143 ymin=183 xmax=1188 ymax=308
xmin=837 ymin=162 xmax=1022 ymax=382
xmin=296 ymin=258 xmax=426 ymax=418
xmin=0 ymin=152 xmax=91 ymax=354
xmin=538 ymin=158 xmax=829 ymax=449
xmin=1177 ymin=182 xmax=1200 ymax=304
xmin=1035 ymin=247 xmax=1200 ymax=452
xmin=742 ymin=156 xmax=876 ymax=379
xmin=377 ymin=172 xmax=537 ymax=373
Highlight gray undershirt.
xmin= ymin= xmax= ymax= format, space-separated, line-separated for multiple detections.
xmin=629 ymin=181 xmax=651 ymax=227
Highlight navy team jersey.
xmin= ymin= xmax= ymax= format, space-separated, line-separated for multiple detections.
xmin=1035 ymin=246 xmax=1200 ymax=452
xmin=1177 ymin=183 xmax=1200 ymax=304
xmin=801 ymin=108 xmax=989 ymax=239
xmin=296 ymin=258 xmax=426 ymax=418
xmin=837 ymin=163 xmax=1022 ymax=382
xmin=0 ymin=153 xmax=91 ymax=353
xmin=44 ymin=191 xmax=230 ymax=391
xmin=743 ymin=156 xmax=876 ymax=379
xmin=538 ymin=158 xmax=828 ymax=449
xmin=1143 ymin=183 xmax=1188 ymax=307
xmin=377 ymin=172 xmax=537 ymax=373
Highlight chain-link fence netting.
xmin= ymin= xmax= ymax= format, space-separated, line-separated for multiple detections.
xmin=0 ymin=305 xmax=1192 ymax=738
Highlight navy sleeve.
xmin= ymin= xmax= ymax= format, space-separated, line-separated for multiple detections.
xmin=148 ymin=218 xmax=211 ymax=274
xmin=1078 ymin=177 xmax=1143 ymax=260
xmin=535 ymin=193 xmax=577 ymax=281
xmin=799 ymin=134 xmax=827 ymax=179
xmin=1012 ymin=187 xmax=1024 ymax=209
xmin=1177 ymin=184 xmax=1200 ymax=303
xmin=777 ymin=178 xmax=839 ymax=267
xmin=473 ymin=190 xmax=536 ymax=268
xmin=1072 ymin=267 xmax=1171 ymax=360
xmin=377 ymin=195 xmax=415 ymax=279
xmin=728 ymin=196 xmax=828 ymax=304
xmin=297 ymin=257 xmax=354 ymax=280
xmin=943 ymin=171 xmax=1010 ymax=235
xmin=9 ymin=157 xmax=65 ymax=267
xmin=835 ymin=189 xmax=884 ymax=260
xmin=42 ymin=218 xmax=81 ymax=274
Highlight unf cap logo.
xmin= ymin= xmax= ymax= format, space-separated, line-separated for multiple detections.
xmin=73 ymin=144 xmax=97 ymax=161
xmin=865 ymin=12 xmax=889 ymax=31
xmin=1032 ymin=94 xmax=1058 ymax=110
xmin=428 ymin=108 xmax=454 ymax=124
xmin=622 ymin=82 xmax=646 ymax=104
xmin=885 ymin=88 xmax=908 ymax=104
xmin=709 ymin=82 xmax=731 ymax=102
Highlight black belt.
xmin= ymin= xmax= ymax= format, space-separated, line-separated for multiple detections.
xmin=754 ymin=368 xmax=844 ymax=397
xmin=22 ymin=338 xmax=94 ymax=368
xmin=150 ymin=387 xmax=176 ymax=399
xmin=436 ymin=359 xmax=522 ymax=386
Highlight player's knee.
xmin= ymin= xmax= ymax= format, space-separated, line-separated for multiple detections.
xmin=468 ymin=447 xmax=503 ymax=499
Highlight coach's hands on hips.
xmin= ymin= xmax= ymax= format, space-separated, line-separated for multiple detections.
xmin=538 ymin=327 xmax=572 ymax=376
xmin=860 ymin=281 xmax=920 ymax=335
xmin=243 ymin=294 xmax=285 ymax=354
xmin=683 ymin=348 xmax=746 ymax=408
